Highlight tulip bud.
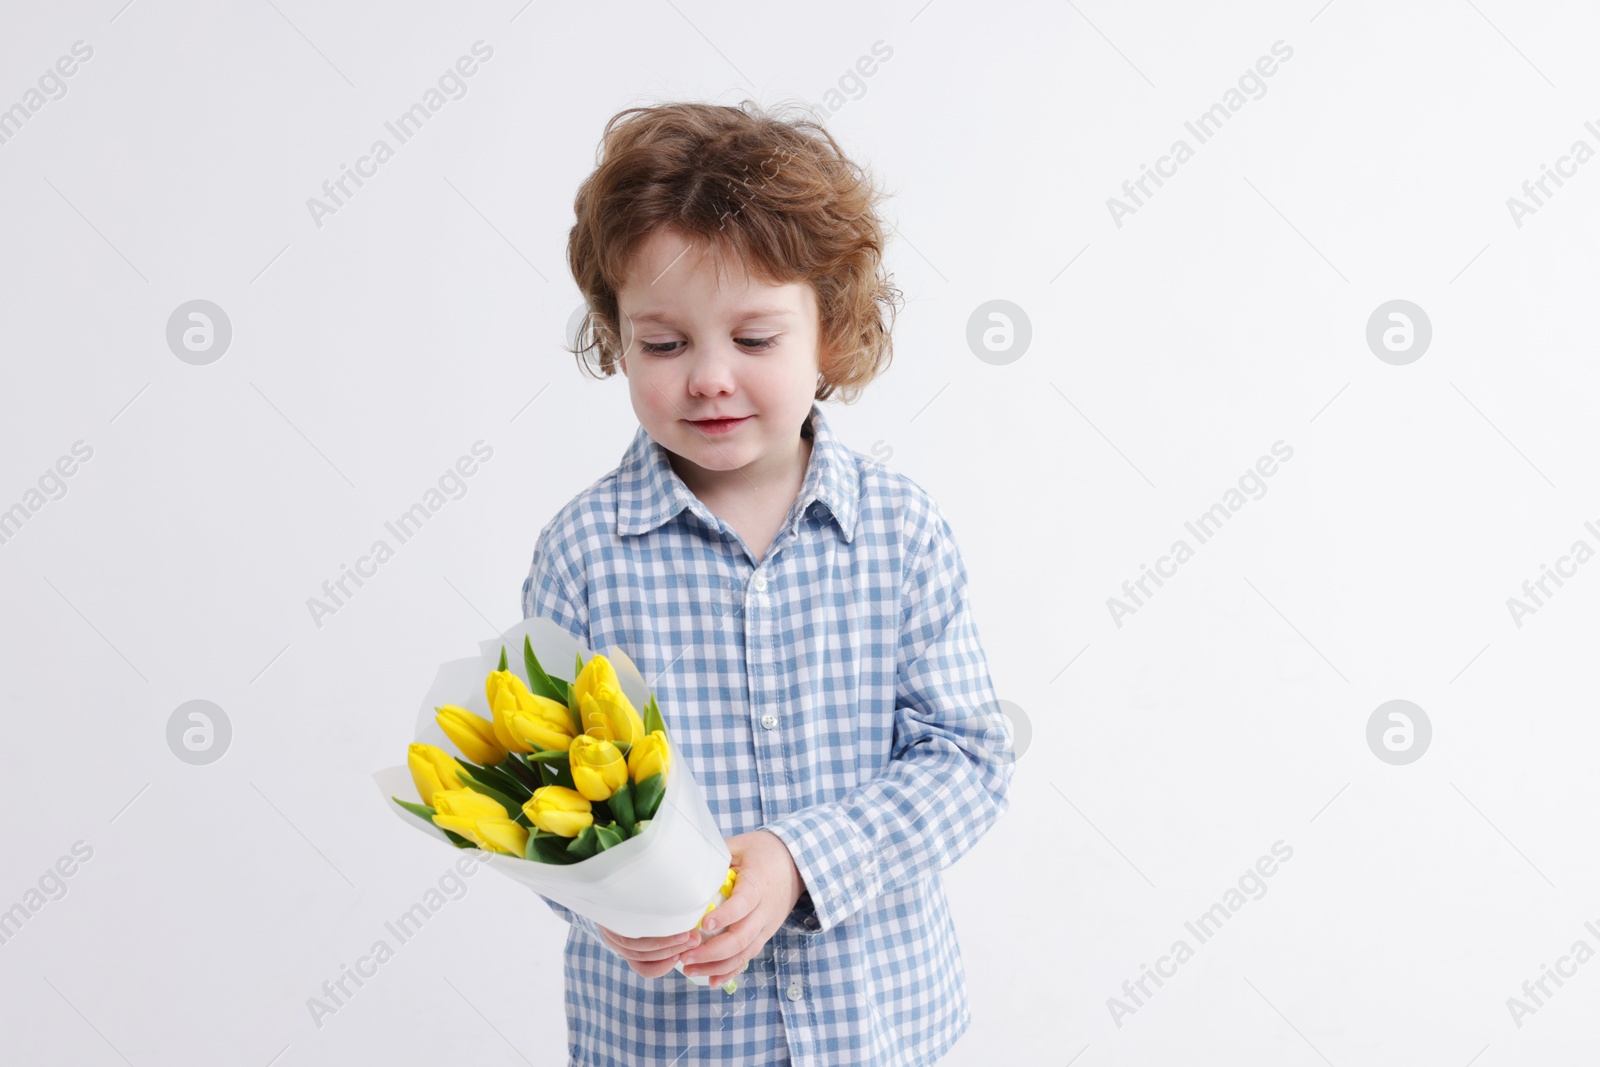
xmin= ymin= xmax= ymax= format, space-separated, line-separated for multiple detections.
xmin=432 ymin=788 xmax=508 ymax=821
xmin=485 ymin=669 xmax=541 ymax=754
xmin=472 ymin=817 xmax=530 ymax=857
xmin=503 ymin=694 xmax=578 ymax=752
xmin=431 ymin=788 xmax=527 ymax=855
xmin=436 ymin=705 xmax=507 ymax=766
xmin=524 ymin=785 xmax=594 ymax=838
xmin=572 ymin=655 xmax=647 ymax=746
xmin=628 ymin=730 xmax=671 ymax=783
xmin=407 ymin=743 xmax=466 ymax=807
xmin=568 ymin=733 xmax=628 ymax=801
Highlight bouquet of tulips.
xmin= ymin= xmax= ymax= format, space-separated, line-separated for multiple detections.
xmin=400 ymin=641 xmax=671 ymax=864
xmin=374 ymin=616 xmax=739 ymax=989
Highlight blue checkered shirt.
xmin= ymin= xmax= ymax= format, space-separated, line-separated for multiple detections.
xmin=520 ymin=401 xmax=1014 ymax=1066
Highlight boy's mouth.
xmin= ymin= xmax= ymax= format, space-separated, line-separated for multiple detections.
xmin=687 ymin=415 xmax=752 ymax=434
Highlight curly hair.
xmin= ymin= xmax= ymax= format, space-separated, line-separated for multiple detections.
xmin=565 ymin=100 xmax=902 ymax=404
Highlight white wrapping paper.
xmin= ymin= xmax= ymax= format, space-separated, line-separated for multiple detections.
xmin=374 ymin=615 xmax=731 ymax=940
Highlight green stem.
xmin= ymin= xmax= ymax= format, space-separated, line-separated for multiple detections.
xmin=503 ymin=754 xmax=544 ymax=792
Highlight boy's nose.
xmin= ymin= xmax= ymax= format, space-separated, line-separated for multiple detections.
xmin=686 ymin=349 xmax=739 ymax=395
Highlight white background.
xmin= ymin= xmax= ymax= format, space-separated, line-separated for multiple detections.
xmin=2 ymin=0 xmax=1598 ymax=1064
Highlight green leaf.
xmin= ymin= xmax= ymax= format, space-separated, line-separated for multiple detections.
xmin=498 ymin=645 xmax=508 ymax=671
xmin=594 ymin=823 xmax=623 ymax=851
xmin=459 ymin=760 xmax=532 ymax=802
xmin=457 ymin=772 xmax=522 ymax=815
xmin=499 ymin=755 xmax=544 ymax=794
xmin=566 ymin=823 xmax=600 ymax=860
xmin=608 ymin=779 xmax=636 ymax=833
xmin=644 ymin=692 xmax=665 ymax=738
xmin=632 ymin=773 xmax=665 ymax=821
xmin=523 ymin=635 xmax=565 ymax=704
xmin=630 ymin=818 xmax=651 ymax=837
xmin=529 ymin=830 xmax=580 ymax=864
xmin=392 ymin=797 xmax=474 ymax=848
xmin=566 ymin=670 xmax=585 ymax=737
xmin=525 ymin=749 xmax=570 ymax=764
xmin=541 ymin=755 xmax=576 ymax=792
xmin=392 ymin=797 xmax=434 ymax=821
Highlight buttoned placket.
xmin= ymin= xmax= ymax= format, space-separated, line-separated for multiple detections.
xmin=735 ymin=508 xmax=814 ymax=1013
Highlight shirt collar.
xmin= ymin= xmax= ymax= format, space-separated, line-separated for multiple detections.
xmin=615 ymin=401 xmax=859 ymax=544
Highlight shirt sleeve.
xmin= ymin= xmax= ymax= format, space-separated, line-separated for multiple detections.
xmin=521 ymin=529 xmax=629 ymax=959
xmin=761 ymin=503 xmax=1015 ymax=935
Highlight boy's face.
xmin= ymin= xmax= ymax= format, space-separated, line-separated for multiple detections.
xmin=615 ymin=227 xmax=825 ymax=499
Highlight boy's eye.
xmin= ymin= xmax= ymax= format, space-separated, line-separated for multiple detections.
xmin=639 ymin=338 xmax=777 ymax=356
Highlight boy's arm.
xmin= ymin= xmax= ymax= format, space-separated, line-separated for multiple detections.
xmin=762 ymin=504 xmax=1015 ymax=936
xmin=521 ymin=533 xmax=630 ymax=960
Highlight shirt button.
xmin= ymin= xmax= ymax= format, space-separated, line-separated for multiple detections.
xmin=751 ymin=572 xmax=768 ymax=592
xmin=804 ymin=915 xmax=820 ymax=931
xmin=760 ymin=713 xmax=778 ymax=730
xmin=787 ymin=981 xmax=803 ymax=1001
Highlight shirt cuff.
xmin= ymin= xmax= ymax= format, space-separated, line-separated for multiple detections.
xmin=784 ymin=888 xmax=821 ymax=933
xmin=763 ymin=805 xmax=879 ymax=935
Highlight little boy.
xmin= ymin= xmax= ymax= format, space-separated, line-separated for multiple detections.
xmin=522 ymin=100 xmax=1014 ymax=1067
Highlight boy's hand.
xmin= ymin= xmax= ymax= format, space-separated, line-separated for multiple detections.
xmin=679 ymin=829 xmax=804 ymax=988
xmin=595 ymin=830 xmax=804 ymax=985
xmin=595 ymin=925 xmax=705 ymax=980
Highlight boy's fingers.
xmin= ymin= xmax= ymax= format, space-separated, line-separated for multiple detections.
xmin=705 ymin=941 xmax=757 ymax=986
xmin=628 ymin=956 xmax=680 ymax=979
xmin=700 ymin=880 xmax=756 ymax=936
xmin=599 ymin=927 xmax=700 ymax=961
xmin=682 ymin=919 xmax=755 ymax=973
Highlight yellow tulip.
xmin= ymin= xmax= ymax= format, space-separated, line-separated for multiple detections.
xmin=472 ymin=818 xmax=530 ymax=857
xmin=503 ymin=694 xmax=578 ymax=752
xmin=485 ymin=669 xmax=540 ymax=755
xmin=432 ymin=788 xmax=507 ymax=821
xmin=628 ymin=730 xmax=671 ymax=783
xmin=430 ymin=788 xmax=528 ymax=855
xmin=407 ymin=743 xmax=466 ymax=807
xmin=569 ymin=733 xmax=628 ymax=801
xmin=571 ymin=655 xmax=647 ymax=746
xmin=436 ymin=705 xmax=507 ymax=766
xmin=524 ymin=785 xmax=594 ymax=838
